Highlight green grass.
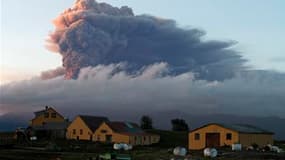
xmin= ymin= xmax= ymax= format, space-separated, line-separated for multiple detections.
xmin=1 ymin=146 xmax=285 ymax=160
xmin=2 ymin=132 xmax=284 ymax=160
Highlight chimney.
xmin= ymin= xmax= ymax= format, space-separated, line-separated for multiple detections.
xmin=45 ymin=106 xmax=48 ymax=110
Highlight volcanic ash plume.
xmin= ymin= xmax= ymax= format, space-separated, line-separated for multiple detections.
xmin=40 ymin=67 xmax=65 ymax=80
xmin=47 ymin=0 xmax=246 ymax=80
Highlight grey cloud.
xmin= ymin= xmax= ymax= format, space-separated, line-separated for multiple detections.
xmin=270 ymin=57 xmax=285 ymax=63
xmin=1 ymin=63 xmax=284 ymax=118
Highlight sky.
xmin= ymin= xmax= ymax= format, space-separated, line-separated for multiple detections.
xmin=1 ymin=0 xmax=285 ymax=84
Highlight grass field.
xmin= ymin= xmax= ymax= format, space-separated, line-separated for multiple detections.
xmin=0 ymin=130 xmax=284 ymax=160
xmin=0 ymin=147 xmax=285 ymax=160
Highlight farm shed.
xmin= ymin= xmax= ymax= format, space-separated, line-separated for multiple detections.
xmin=189 ymin=123 xmax=274 ymax=150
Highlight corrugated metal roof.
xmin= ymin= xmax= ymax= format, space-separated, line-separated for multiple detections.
xmin=190 ymin=123 xmax=274 ymax=134
xmin=219 ymin=123 xmax=273 ymax=134
xmin=106 ymin=121 xmax=147 ymax=135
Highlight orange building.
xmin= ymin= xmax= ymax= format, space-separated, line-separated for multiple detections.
xmin=66 ymin=116 xmax=160 ymax=146
xmin=94 ymin=121 xmax=160 ymax=146
xmin=66 ymin=115 xmax=109 ymax=141
xmin=30 ymin=106 xmax=65 ymax=126
xmin=189 ymin=123 xmax=274 ymax=150
xmin=30 ymin=106 xmax=69 ymax=139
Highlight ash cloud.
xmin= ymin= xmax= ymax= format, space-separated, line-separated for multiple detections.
xmin=40 ymin=67 xmax=65 ymax=80
xmin=1 ymin=63 xmax=285 ymax=118
xmin=47 ymin=0 xmax=246 ymax=80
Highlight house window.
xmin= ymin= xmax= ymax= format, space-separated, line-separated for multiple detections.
xmin=226 ymin=133 xmax=232 ymax=140
xmin=80 ymin=129 xmax=83 ymax=135
xmin=194 ymin=133 xmax=200 ymax=140
xmin=97 ymin=135 xmax=100 ymax=141
xmin=51 ymin=113 xmax=56 ymax=118
xmin=101 ymin=129 xmax=107 ymax=133
xmin=143 ymin=136 xmax=146 ymax=141
xmin=73 ymin=129 xmax=76 ymax=135
xmin=44 ymin=112 xmax=49 ymax=118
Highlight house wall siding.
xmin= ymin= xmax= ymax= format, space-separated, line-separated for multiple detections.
xmin=151 ymin=135 xmax=160 ymax=144
xmin=94 ymin=123 xmax=129 ymax=144
xmin=94 ymin=122 xmax=160 ymax=146
xmin=189 ymin=124 xmax=239 ymax=150
xmin=239 ymin=133 xmax=273 ymax=147
xmin=66 ymin=117 xmax=93 ymax=140
xmin=31 ymin=108 xmax=64 ymax=126
xmin=129 ymin=135 xmax=160 ymax=145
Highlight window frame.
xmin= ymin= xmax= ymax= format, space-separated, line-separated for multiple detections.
xmin=194 ymin=133 xmax=200 ymax=140
xmin=51 ymin=112 xmax=56 ymax=118
xmin=44 ymin=112 xmax=49 ymax=118
xmin=100 ymin=129 xmax=107 ymax=133
xmin=226 ymin=133 xmax=232 ymax=140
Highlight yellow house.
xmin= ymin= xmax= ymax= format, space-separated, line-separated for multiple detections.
xmin=66 ymin=115 xmax=109 ymax=141
xmin=29 ymin=106 xmax=69 ymax=139
xmin=94 ymin=121 xmax=160 ymax=146
xmin=189 ymin=123 xmax=274 ymax=150
xmin=30 ymin=106 xmax=65 ymax=126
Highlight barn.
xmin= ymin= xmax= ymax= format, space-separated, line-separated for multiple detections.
xmin=188 ymin=123 xmax=274 ymax=150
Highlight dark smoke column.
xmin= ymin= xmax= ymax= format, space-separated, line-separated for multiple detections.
xmin=47 ymin=0 xmax=134 ymax=79
xmin=47 ymin=0 xmax=245 ymax=80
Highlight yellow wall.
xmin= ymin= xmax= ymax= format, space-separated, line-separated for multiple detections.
xmin=66 ymin=116 xmax=93 ymax=141
xmin=129 ymin=134 xmax=160 ymax=146
xmin=31 ymin=108 xmax=65 ymax=126
xmin=94 ymin=122 xmax=160 ymax=146
xmin=94 ymin=122 xmax=130 ymax=144
xmin=189 ymin=124 xmax=239 ymax=150
xmin=151 ymin=135 xmax=160 ymax=144
xmin=239 ymin=133 xmax=273 ymax=147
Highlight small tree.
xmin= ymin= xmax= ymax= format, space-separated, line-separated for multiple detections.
xmin=171 ymin=118 xmax=189 ymax=131
xmin=140 ymin=115 xmax=153 ymax=130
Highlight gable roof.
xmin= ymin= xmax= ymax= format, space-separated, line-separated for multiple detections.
xmin=79 ymin=115 xmax=109 ymax=132
xmin=105 ymin=121 xmax=156 ymax=136
xmin=107 ymin=122 xmax=143 ymax=133
xmin=34 ymin=110 xmax=46 ymax=117
xmin=33 ymin=106 xmax=64 ymax=118
xmin=190 ymin=123 xmax=274 ymax=134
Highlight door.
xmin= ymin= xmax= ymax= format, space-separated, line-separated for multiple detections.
xmin=105 ymin=135 xmax=112 ymax=143
xmin=206 ymin=133 xmax=220 ymax=147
